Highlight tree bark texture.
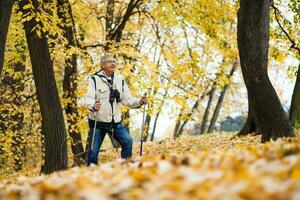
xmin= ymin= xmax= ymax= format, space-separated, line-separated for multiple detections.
xmin=237 ymin=0 xmax=294 ymax=142
xmin=19 ymin=0 xmax=68 ymax=173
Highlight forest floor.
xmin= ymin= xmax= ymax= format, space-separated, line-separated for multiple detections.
xmin=1 ymin=133 xmax=300 ymax=200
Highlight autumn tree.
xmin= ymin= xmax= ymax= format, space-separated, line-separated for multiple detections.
xmin=200 ymin=88 xmax=215 ymax=134
xmin=237 ymin=0 xmax=294 ymax=142
xmin=19 ymin=0 xmax=68 ymax=173
xmin=149 ymin=0 xmax=238 ymax=137
xmin=207 ymin=63 xmax=237 ymax=133
xmin=56 ymin=0 xmax=85 ymax=166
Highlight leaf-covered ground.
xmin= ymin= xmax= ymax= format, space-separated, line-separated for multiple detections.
xmin=1 ymin=133 xmax=300 ymax=200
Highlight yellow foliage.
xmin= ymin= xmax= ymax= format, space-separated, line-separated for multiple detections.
xmin=1 ymin=2 xmax=299 ymax=198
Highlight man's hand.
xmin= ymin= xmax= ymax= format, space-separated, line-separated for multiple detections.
xmin=140 ymin=96 xmax=148 ymax=105
xmin=93 ymin=100 xmax=101 ymax=111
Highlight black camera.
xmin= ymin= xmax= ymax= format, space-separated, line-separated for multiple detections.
xmin=109 ymin=89 xmax=121 ymax=103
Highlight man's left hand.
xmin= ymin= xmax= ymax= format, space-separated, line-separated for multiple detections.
xmin=140 ymin=96 xmax=148 ymax=105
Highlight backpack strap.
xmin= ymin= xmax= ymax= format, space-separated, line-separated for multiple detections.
xmin=95 ymin=73 xmax=114 ymax=89
xmin=91 ymin=76 xmax=97 ymax=91
xmin=88 ymin=75 xmax=97 ymax=112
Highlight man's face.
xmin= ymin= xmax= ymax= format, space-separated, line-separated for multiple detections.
xmin=102 ymin=58 xmax=116 ymax=74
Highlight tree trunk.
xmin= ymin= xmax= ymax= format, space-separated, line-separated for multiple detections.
xmin=207 ymin=90 xmax=226 ymax=133
xmin=150 ymin=90 xmax=167 ymax=141
xmin=290 ymin=64 xmax=300 ymax=128
xmin=105 ymin=0 xmax=114 ymax=50
xmin=19 ymin=0 xmax=68 ymax=174
xmin=0 ymin=0 xmax=15 ymax=76
xmin=175 ymin=87 xmax=210 ymax=138
xmin=176 ymin=102 xmax=199 ymax=138
xmin=200 ymin=88 xmax=215 ymax=134
xmin=150 ymin=112 xmax=160 ymax=141
xmin=143 ymin=114 xmax=151 ymax=141
xmin=57 ymin=0 xmax=85 ymax=166
xmin=237 ymin=94 xmax=262 ymax=135
xmin=108 ymin=0 xmax=141 ymax=42
xmin=237 ymin=0 xmax=294 ymax=142
xmin=173 ymin=105 xmax=184 ymax=138
xmin=106 ymin=0 xmax=114 ymax=36
xmin=208 ymin=64 xmax=237 ymax=133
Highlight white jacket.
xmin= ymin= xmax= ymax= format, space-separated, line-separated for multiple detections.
xmin=84 ymin=70 xmax=141 ymax=123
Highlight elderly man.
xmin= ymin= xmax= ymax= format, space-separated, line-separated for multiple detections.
xmin=84 ymin=54 xmax=147 ymax=166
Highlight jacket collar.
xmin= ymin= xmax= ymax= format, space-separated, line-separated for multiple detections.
xmin=96 ymin=70 xmax=114 ymax=85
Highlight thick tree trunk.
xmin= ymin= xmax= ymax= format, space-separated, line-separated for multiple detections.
xmin=57 ymin=0 xmax=85 ymax=166
xmin=0 ymin=0 xmax=15 ymax=76
xmin=238 ymin=95 xmax=262 ymax=135
xmin=208 ymin=64 xmax=237 ymax=133
xmin=290 ymin=64 xmax=300 ymax=128
xmin=200 ymin=88 xmax=215 ymax=134
xmin=237 ymin=0 xmax=294 ymax=142
xmin=19 ymin=0 xmax=68 ymax=174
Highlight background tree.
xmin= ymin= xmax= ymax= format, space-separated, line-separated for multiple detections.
xmin=208 ymin=63 xmax=237 ymax=133
xmin=200 ymin=88 xmax=215 ymax=134
xmin=237 ymin=0 xmax=294 ymax=142
xmin=56 ymin=0 xmax=85 ymax=166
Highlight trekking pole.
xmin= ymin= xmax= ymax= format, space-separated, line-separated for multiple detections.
xmin=140 ymin=93 xmax=147 ymax=156
xmin=91 ymin=101 xmax=99 ymax=151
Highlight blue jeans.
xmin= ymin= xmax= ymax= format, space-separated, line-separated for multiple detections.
xmin=87 ymin=123 xmax=133 ymax=166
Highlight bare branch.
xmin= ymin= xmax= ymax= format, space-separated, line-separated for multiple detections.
xmin=271 ymin=3 xmax=300 ymax=56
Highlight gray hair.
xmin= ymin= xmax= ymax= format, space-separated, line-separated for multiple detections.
xmin=100 ymin=54 xmax=116 ymax=67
